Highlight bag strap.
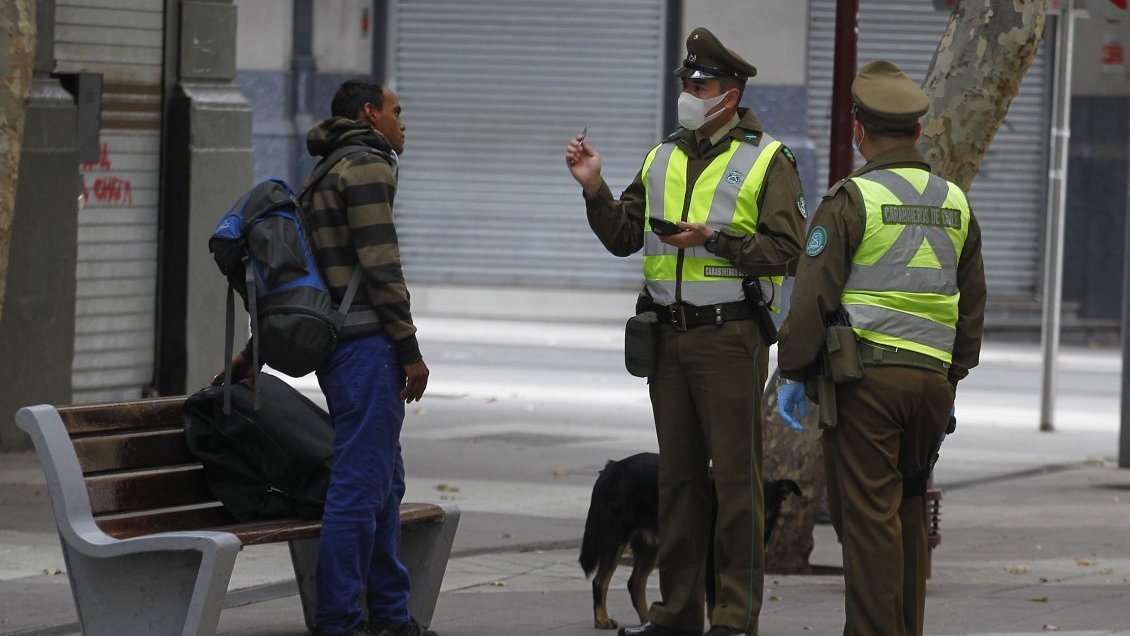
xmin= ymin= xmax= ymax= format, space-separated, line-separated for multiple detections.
xmin=223 ymin=283 xmax=235 ymax=414
xmin=296 ymin=144 xmax=373 ymax=200
xmin=245 ymin=262 xmax=260 ymax=411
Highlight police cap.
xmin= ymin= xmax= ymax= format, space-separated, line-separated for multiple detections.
xmin=674 ymin=27 xmax=757 ymax=82
xmin=851 ymin=60 xmax=930 ymax=128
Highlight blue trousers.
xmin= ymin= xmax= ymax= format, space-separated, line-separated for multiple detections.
xmin=314 ymin=333 xmax=410 ymax=634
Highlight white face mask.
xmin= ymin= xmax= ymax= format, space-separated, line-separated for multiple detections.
xmin=677 ymin=91 xmax=729 ymax=130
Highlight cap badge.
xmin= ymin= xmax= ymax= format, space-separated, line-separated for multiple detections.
xmin=725 ymin=170 xmax=744 ymax=185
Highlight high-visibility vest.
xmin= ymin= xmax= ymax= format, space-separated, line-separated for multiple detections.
xmin=641 ymin=134 xmax=783 ymax=308
xmin=841 ymin=167 xmax=971 ymax=364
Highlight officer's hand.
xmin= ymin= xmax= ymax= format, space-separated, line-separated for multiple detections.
xmin=777 ymin=381 xmax=807 ymax=430
xmin=660 ymin=222 xmax=712 ymax=248
xmin=947 ymin=404 xmax=957 ymax=435
xmin=401 ymin=359 xmax=430 ymax=404
xmin=565 ymin=134 xmax=602 ymax=196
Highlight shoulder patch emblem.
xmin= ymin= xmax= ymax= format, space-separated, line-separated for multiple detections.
xmin=782 ymin=146 xmax=796 ymax=166
xmin=806 ymin=226 xmax=828 ymax=257
xmin=797 ymin=193 xmax=807 ymax=219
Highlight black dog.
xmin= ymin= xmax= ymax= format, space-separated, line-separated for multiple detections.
xmin=579 ymin=452 xmax=802 ymax=630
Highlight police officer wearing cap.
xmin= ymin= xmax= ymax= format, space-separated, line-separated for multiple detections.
xmin=566 ymin=27 xmax=806 ymax=636
xmin=776 ymin=60 xmax=986 ymax=636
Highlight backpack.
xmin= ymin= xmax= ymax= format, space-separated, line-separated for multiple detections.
xmin=183 ymin=373 xmax=334 ymax=522
xmin=209 ymin=145 xmax=369 ymax=402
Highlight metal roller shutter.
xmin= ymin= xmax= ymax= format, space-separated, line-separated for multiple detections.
xmin=55 ymin=0 xmax=164 ymax=402
xmin=807 ymin=0 xmax=1050 ymax=301
xmin=389 ymin=0 xmax=665 ymax=289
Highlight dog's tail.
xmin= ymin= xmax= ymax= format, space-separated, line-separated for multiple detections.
xmin=579 ymin=510 xmax=601 ymax=577
xmin=579 ymin=461 xmax=617 ymax=577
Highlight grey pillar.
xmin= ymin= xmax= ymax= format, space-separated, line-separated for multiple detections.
xmin=156 ymin=0 xmax=253 ymax=395
xmin=291 ymin=0 xmax=317 ymax=182
xmin=0 ymin=0 xmax=79 ymax=450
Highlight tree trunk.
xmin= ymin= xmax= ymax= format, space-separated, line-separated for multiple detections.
xmin=764 ymin=0 xmax=1047 ymax=574
xmin=0 ymin=0 xmax=37 ymax=320
xmin=918 ymin=0 xmax=1048 ymax=190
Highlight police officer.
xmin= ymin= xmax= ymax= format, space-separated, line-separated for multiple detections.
xmin=776 ymin=61 xmax=987 ymax=636
xmin=566 ymin=28 xmax=806 ymax=636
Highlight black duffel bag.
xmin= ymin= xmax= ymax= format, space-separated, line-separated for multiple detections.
xmin=183 ymin=373 xmax=334 ymax=522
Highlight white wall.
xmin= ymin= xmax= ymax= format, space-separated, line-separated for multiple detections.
xmin=312 ymin=0 xmax=372 ymax=74
xmin=680 ymin=0 xmax=808 ymax=85
xmin=234 ymin=0 xmax=292 ymax=71
xmin=1071 ymin=6 xmax=1130 ymax=97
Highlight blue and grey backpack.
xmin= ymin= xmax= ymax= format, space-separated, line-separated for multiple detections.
xmin=209 ymin=145 xmax=368 ymax=407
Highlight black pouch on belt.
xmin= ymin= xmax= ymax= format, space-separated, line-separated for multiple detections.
xmin=825 ymin=325 xmax=864 ymax=383
xmin=624 ymin=311 xmax=659 ymax=378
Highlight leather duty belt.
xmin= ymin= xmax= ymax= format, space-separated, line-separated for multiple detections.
xmin=654 ymin=301 xmax=753 ymax=332
xmin=857 ymin=340 xmax=949 ymax=375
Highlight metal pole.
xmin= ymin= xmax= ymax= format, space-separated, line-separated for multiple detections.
xmin=828 ymin=0 xmax=859 ymax=186
xmin=1039 ymin=2 xmax=1076 ymax=433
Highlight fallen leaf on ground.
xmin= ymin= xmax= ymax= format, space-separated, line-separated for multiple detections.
xmin=490 ymin=580 xmax=506 ymax=587
xmin=1076 ymin=557 xmax=1095 ymax=567
xmin=1042 ymin=624 xmax=1059 ymax=631
xmin=552 ymin=469 xmax=567 ymax=479
xmin=499 ymin=533 xmax=512 ymax=540
xmin=1083 ymin=456 xmax=1106 ymax=466
xmin=769 ymin=595 xmax=782 ymax=601
xmin=434 ymin=483 xmax=460 ymax=493
xmin=43 ymin=568 xmax=63 ymax=576
xmin=483 ymin=396 xmax=497 ymax=403
xmin=1029 ymin=596 xmax=1048 ymax=603
xmin=1007 ymin=564 xmax=1030 ymax=575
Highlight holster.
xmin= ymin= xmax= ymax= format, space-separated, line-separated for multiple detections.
xmin=624 ymin=310 xmax=659 ymax=378
xmin=825 ymin=325 xmax=864 ymax=384
xmin=741 ymin=276 xmax=778 ymax=345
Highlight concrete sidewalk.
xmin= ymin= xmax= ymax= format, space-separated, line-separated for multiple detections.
xmin=1 ymin=314 xmax=1129 ymax=635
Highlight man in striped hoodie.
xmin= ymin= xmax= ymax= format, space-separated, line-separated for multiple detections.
xmin=228 ymin=80 xmax=432 ymax=636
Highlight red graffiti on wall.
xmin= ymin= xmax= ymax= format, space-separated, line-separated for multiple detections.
xmin=86 ymin=177 xmax=133 ymax=206
xmin=79 ymin=141 xmax=134 ymax=207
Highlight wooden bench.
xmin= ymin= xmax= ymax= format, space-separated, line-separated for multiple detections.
xmin=16 ymin=398 xmax=460 ymax=636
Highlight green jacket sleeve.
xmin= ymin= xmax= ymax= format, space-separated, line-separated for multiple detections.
xmin=584 ymin=170 xmax=647 ymax=257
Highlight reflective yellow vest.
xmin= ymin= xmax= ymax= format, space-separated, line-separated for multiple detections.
xmin=842 ymin=167 xmax=971 ymax=364
xmin=641 ymin=134 xmax=783 ymax=308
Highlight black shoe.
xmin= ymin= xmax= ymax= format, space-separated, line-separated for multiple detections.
xmin=704 ymin=627 xmax=749 ymax=636
xmin=369 ymin=616 xmax=437 ymax=636
xmin=617 ymin=622 xmax=700 ymax=636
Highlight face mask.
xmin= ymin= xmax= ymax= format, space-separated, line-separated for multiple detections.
xmin=852 ymin=126 xmax=865 ymax=155
xmin=677 ymin=91 xmax=729 ymax=130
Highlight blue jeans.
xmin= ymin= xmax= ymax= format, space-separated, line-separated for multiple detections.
xmin=314 ymin=333 xmax=410 ymax=634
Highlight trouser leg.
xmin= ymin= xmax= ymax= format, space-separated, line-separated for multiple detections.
xmin=647 ymin=325 xmax=710 ymax=632
xmin=315 ymin=335 xmax=407 ymax=634
xmin=688 ymin=320 xmax=763 ymax=633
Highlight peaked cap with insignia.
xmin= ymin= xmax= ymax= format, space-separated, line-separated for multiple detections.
xmin=674 ymin=27 xmax=757 ymax=82
xmin=851 ymin=60 xmax=930 ymax=129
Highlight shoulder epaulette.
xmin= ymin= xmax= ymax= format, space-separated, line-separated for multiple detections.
xmin=824 ymin=177 xmax=850 ymax=199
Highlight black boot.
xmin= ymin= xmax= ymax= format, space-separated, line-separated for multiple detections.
xmin=617 ymin=621 xmax=700 ymax=636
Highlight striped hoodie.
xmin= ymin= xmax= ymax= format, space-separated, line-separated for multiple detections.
xmin=300 ymin=117 xmax=420 ymax=364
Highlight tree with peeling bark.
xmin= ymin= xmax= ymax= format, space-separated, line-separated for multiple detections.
xmin=763 ymin=0 xmax=1048 ymax=574
xmin=0 ymin=0 xmax=37 ymax=320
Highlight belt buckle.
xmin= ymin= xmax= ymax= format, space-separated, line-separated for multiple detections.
xmin=668 ymin=304 xmax=687 ymax=332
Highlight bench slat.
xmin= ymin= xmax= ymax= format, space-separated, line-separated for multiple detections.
xmin=86 ymin=466 xmax=217 ymax=515
xmin=58 ymin=397 xmax=186 ymax=435
xmin=97 ymin=502 xmax=444 ymax=546
xmin=74 ymin=429 xmax=196 ymax=474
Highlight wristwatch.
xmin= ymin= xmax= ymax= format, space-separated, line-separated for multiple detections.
xmin=704 ymin=229 xmax=721 ymax=254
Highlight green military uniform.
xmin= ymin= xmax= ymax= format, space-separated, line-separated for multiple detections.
xmin=777 ymin=61 xmax=987 ymax=636
xmin=585 ymin=28 xmax=806 ymax=635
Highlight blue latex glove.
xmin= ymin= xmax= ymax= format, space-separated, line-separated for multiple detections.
xmin=777 ymin=381 xmax=807 ymax=430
